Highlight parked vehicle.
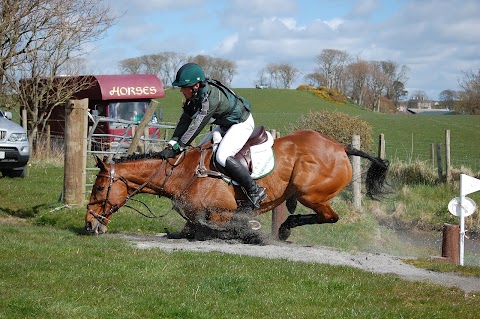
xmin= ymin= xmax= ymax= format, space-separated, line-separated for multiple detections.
xmin=0 ymin=110 xmax=30 ymax=177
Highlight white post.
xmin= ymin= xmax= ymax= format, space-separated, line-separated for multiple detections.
xmin=459 ymin=175 xmax=466 ymax=266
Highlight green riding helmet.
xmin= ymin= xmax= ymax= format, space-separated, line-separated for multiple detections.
xmin=172 ymin=63 xmax=205 ymax=87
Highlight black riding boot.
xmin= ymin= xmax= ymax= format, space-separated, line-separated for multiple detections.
xmin=224 ymin=156 xmax=266 ymax=209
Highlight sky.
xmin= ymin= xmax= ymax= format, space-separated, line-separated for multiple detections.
xmin=85 ymin=0 xmax=480 ymax=100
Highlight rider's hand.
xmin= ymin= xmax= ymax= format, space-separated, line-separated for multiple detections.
xmin=159 ymin=146 xmax=179 ymax=159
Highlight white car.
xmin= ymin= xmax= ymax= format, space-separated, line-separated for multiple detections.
xmin=0 ymin=110 xmax=30 ymax=177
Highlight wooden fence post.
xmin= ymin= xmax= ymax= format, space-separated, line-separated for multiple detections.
xmin=64 ymin=99 xmax=88 ymax=206
xmin=128 ymin=99 xmax=159 ymax=155
xmin=445 ymin=129 xmax=451 ymax=183
xmin=430 ymin=143 xmax=435 ymax=170
xmin=378 ymin=133 xmax=385 ymax=159
xmin=352 ymin=135 xmax=362 ymax=211
xmin=436 ymin=143 xmax=443 ymax=182
xmin=271 ymin=130 xmax=287 ymax=239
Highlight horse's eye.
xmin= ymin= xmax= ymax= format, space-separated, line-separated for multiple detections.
xmin=96 ymin=185 xmax=105 ymax=192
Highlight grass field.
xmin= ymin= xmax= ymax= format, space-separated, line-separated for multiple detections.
xmin=1 ymin=219 xmax=479 ymax=319
xmin=2 ymin=88 xmax=480 ymax=318
xmin=159 ymin=88 xmax=480 ymax=171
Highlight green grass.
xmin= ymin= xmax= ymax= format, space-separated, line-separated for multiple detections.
xmin=1 ymin=221 xmax=479 ymax=319
xmin=159 ymin=89 xmax=480 ymax=171
xmin=2 ymin=89 xmax=480 ymax=318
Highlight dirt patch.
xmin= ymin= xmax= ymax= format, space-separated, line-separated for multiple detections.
xmin=121 ymin=233 xmax=480 ymax=294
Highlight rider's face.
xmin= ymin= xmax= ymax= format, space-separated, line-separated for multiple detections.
xmin=180 ymin=83 xmax=200 ymax=100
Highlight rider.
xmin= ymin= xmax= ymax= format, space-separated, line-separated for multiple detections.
xmin=159 ymin=63 xmax=266 ymax=210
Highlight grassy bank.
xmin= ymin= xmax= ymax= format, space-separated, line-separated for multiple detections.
xmin=1 ymin=220 xmax=478 ymax=319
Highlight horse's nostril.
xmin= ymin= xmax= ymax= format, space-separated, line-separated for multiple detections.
xmin=85 ymin=221 xmax=92 ymax=232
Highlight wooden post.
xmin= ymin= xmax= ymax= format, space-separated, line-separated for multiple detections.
xmin=445 ymin=129 xmax=451 ymax=183
xmin=436 ymin=143 xmax=443 ymax=182
xmin=442 ymin=224 xmax=460 ymax=264
xmin=21 ymin=109 xmax=29 ymax=177
xmin=64 ymin=99 xmax=88 ymax=206
xmin=377 ymin=133 xmax=385 ymax=159
xmin=352 ymin=135 xmax=362 ymax=211
xmin=271 ymin=130 xmax=287 ymax=239
xmin=128 ymin=99 xmax=159 ymax=155
xmin=46 ymin=125 xmax=51 ymax=159
xmin=430 ymin=143 xmax=435 ymax=170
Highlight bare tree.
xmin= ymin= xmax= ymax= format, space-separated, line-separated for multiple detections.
xmin=119 ymin=57 xmax=143 ymax=74
xmin=1 ymin=0 xmax=116 ymax=147
xmin=314 ymin=49 xmax=349 ymax=90
xmin=266 ymin=63 xmax=280 ymax=88
xmin=304 ymin=72 xmax=326 ymax=87
xmin=190 ymin=55 xmax=237 ymax=86
xmin=345 ymin=60 xmax=369 ymax=107
xmin=366 ymin=61 xmax=389 ymax=112
xmin=256 ymin=68 xmax=269 ymax=87
xmin=458 ymin=69 xmax=480 ymax=114
xmin=275 ymin=63 xmax=300 ymax=89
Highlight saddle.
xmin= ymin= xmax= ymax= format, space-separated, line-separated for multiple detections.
xmin=196 ymin=126 xmax=275 ymax=180
xmin=231 ymin=126 xmax=269 ymax=173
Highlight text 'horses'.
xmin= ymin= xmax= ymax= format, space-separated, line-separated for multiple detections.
xmin=85 ymin=129 xmax=388 ymax=241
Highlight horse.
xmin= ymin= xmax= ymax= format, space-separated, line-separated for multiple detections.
xmin=85 ymin=129 xmax=388 ymax=242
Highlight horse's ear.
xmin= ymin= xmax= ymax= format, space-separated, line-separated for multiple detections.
xmin=95 ymin=156 xmax=107 ymax=171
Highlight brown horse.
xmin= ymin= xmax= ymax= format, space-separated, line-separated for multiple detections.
xmin=85 ymin=129 xmax=388 ymax=241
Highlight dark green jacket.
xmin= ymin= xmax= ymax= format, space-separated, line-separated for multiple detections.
xmin=172 ymin=81 xmax=251 ymax=146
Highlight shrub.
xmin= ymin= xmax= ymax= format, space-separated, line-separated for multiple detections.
xmin=388 ymin=161 xmax=437 ymax=185
xmin=314 ymin=86 xmax=348 ymax=104
xmin=296 ymin=84 xmax=316 ymax=91
xmin=289 ymin=110 xmax=373 ymax=151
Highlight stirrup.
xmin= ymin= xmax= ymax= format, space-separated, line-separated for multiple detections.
xmin=247 ymin=186 xmax=266 ymax=209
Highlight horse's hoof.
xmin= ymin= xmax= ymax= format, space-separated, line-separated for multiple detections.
xmin=278 ymin=226 xmax=291 ymax=241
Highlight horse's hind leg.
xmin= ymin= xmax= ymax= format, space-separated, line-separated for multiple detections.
xmin=278 ymin=202 xmax=339 ymax=241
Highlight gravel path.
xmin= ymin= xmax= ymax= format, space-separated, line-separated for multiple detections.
xmin=122 ymin=233 xmax=480 ymax=294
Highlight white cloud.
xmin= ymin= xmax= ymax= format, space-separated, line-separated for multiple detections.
xmin=85 ymin=0 xmax=480 ymax=96
xmin=215 ymin=34 xmax=239 ymax=54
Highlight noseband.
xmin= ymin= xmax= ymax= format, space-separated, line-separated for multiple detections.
xmin=86 ymin=163 xmax=124 ymax=225
xmin=86 ymin=154 xmax=187 ymax=226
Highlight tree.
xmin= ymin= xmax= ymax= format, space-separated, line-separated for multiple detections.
xmin=458 ymin=69 xmax=480 ymax=114
xmin=263 ymin=63 xmax=300 ymax=89
xmin=190 ymin=54 xmax=237 ymax=86
xmin=345 ymin=59 xmax=369 ymax=107
xmin=119 ymin=52 xmax=187 ymax=86
xmin=314 ymin=49 xmax=349 ymax=90
xmin=439 ymin=89 xmax=458 ymax=109
xmin=276 ymin=63 xmax=300 ymax=89
xmin=366 ymin=61 xmax=388 ymax=112
xmin=1 ymin=0 xmax=116 ymax=147
xmin=304 ymin=72 xmax=326 ymax=87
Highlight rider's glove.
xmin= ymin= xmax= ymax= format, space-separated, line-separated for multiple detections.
xmin=159 ymin=140 xmax=183 ymax=159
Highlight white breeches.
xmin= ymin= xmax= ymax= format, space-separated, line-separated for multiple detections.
xmin=215 ymin=114 xmax=255 ymax=167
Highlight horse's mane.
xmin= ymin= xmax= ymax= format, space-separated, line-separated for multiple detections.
xmin=112 ymin=152 xmax=164 ymax=164
xmin=111 ymin=145 xmax=208 ymax=164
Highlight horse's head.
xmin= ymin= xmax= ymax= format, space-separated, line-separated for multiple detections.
xmin=85 ymin=157 xmax=129 ymax=235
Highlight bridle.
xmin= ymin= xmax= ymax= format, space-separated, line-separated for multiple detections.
xmin=86 ymin=154 xmax=186 ymax=226
xmin=86 ymin=163 xmax=126 ymax=225
xmin=86 ymin=145 xmax=225 ymax=227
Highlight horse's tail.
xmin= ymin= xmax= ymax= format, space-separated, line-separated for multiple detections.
xmin=344 ymin=146 xmax=389 ymax=199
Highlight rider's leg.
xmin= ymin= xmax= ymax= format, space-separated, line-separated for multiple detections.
xmin=224 ymin=156 xmax=266 ymax=209
xmin=216 ymin=114 xmax=266 ymax=209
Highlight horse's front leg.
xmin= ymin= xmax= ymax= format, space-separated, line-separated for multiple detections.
xmin=278 ymin=202 xmax=339 ymax=241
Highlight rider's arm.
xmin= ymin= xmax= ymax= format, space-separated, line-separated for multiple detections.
xmin=179 ymin=97 xmax=216 ymax=146
xmin=170 ymin=112 xmax=192 ymax=144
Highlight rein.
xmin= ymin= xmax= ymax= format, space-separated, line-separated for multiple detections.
xmin=87 ymin=146 xmax=223 ymax=226
xmin=86 ymin=153 xmax=186 ymax=225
